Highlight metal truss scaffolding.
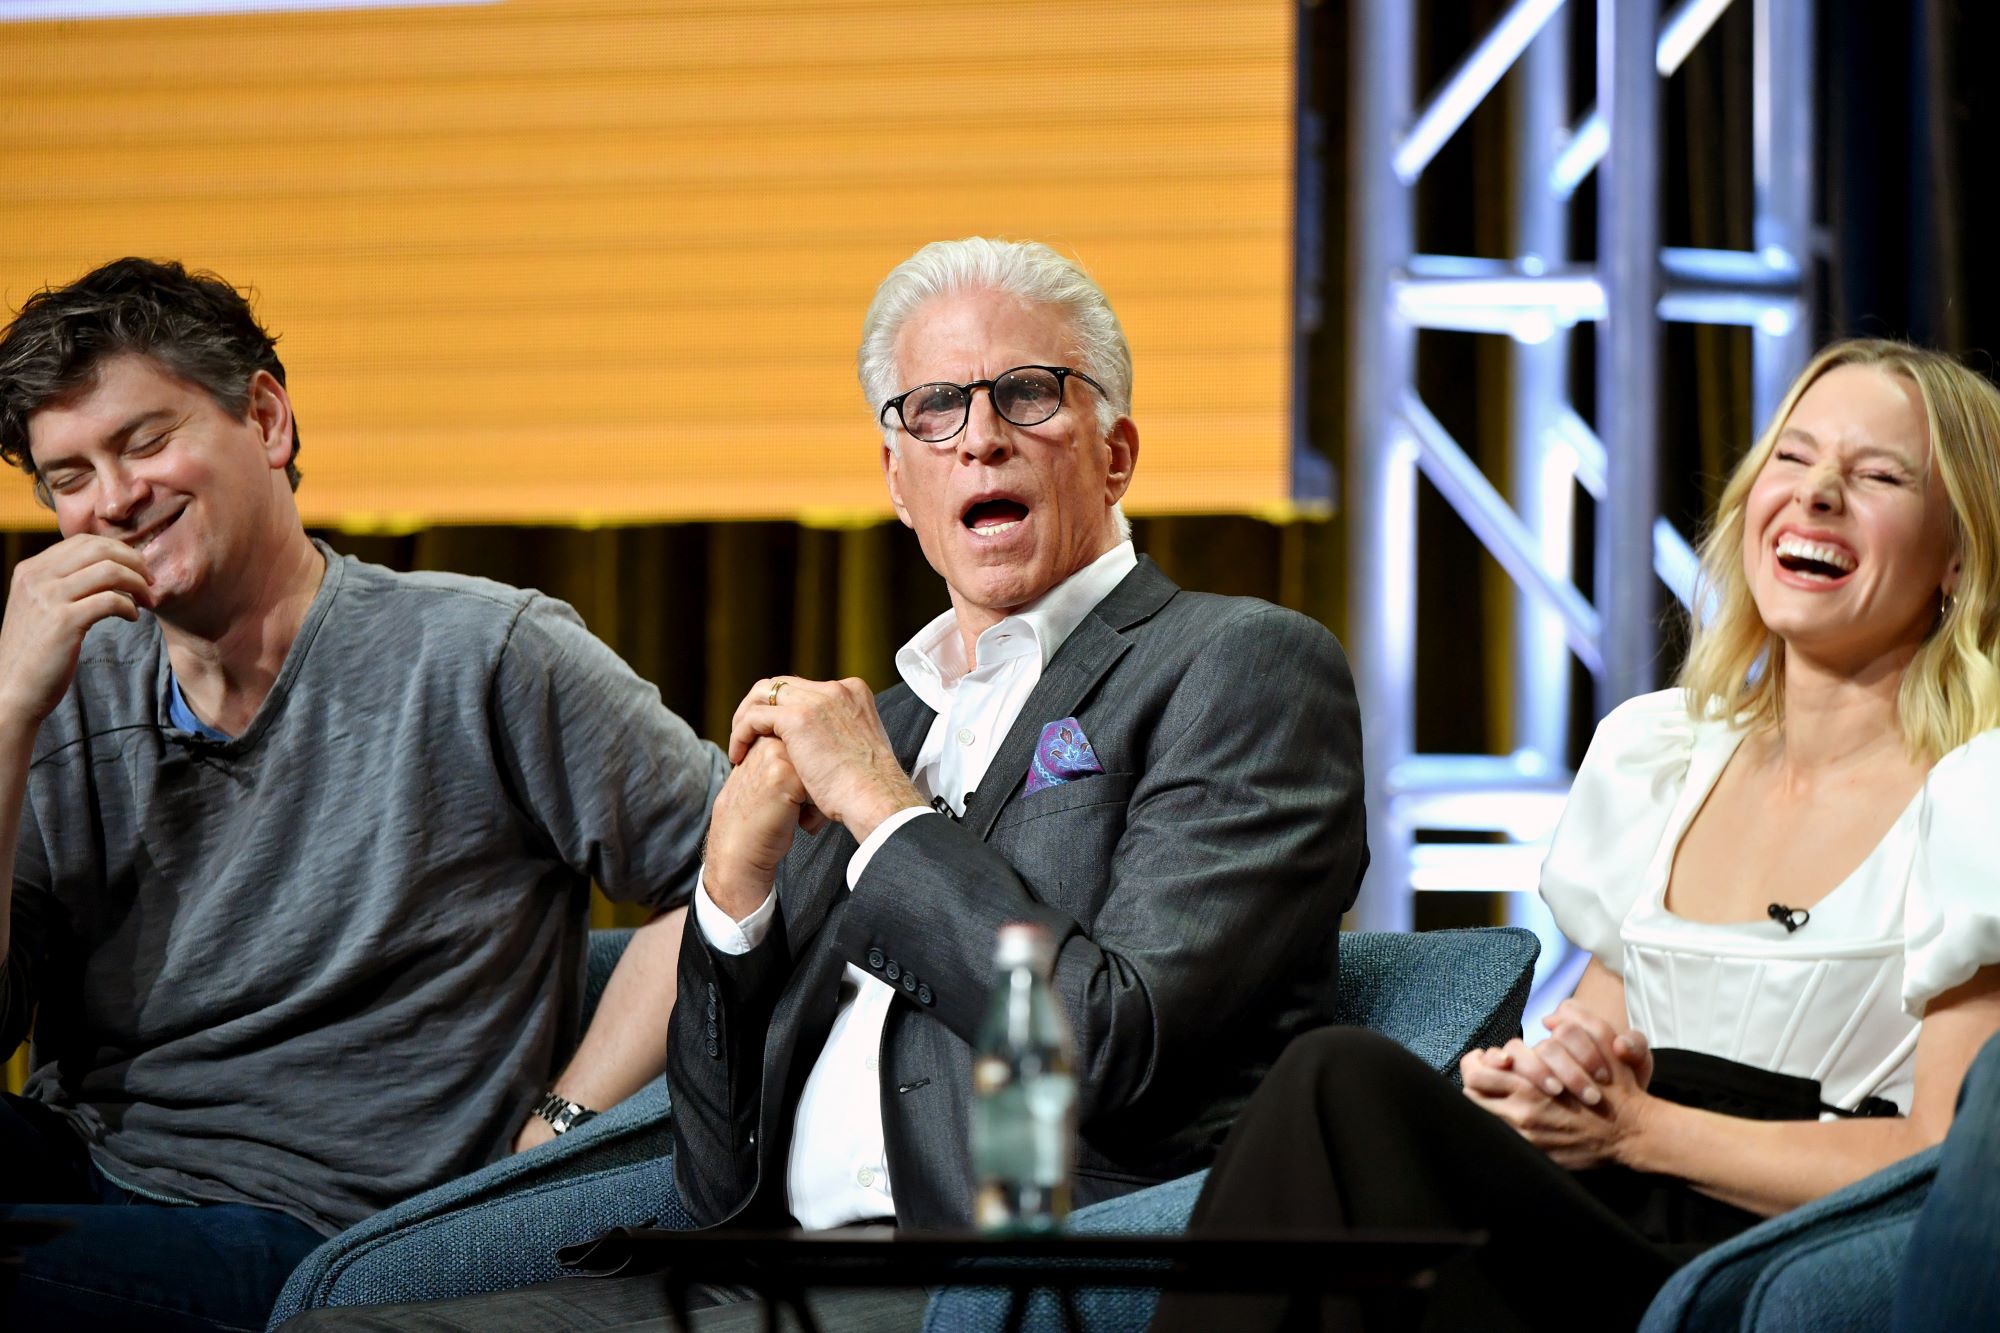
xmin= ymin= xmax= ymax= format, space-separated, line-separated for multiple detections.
xmin=1345 ymin=0 xmax=1816 ymax=953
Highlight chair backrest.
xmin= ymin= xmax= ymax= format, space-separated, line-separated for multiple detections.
xmin=583 ymin=928 xmax=634 ymax=1030
xmin=1334 ymin=927 xmax=1541 ymax=1081
xmin=585 ymin=926 xmax=1539 ymax=1078
xmin=917 ymin=926 xmax=1546 ymax=1333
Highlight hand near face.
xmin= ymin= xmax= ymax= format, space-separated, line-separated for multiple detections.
xmin=0 ymin=534 xmax=153 ymax=728
xmin=1459 ymin=1014 xmax=1655 ymax=1171
xmin=702 ymin=735 xmax=825 ymax=920
xmin=728 ymin=676 xmax=925 ymax=844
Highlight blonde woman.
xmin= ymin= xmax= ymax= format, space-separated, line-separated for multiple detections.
xmin=1153 ymin=341 xmax=2000 ymax=1333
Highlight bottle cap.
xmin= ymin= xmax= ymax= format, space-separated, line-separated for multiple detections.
xmin=993 ymin=922 xmax=1055 ymax=968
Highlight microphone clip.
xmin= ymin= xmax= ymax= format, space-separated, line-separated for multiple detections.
xmin=1767 ymin=902 xmax=1811 ymax=933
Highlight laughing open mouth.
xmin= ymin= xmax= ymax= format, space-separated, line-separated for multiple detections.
xmin=1774 ymin=533 xmax=1858 ymax=581
xmin=125 ymin=508 xmax=184 ymax=554
xmin=963 ymin=497 xmax=1030 ymax=537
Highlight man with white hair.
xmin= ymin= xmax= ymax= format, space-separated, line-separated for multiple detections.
xmin=302 ymin=237 xmax=1367 ymax=1331
xmin=674 ymin=235 xmax=1368 ymax=1229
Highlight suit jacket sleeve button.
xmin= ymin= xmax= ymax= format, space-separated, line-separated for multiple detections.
xmin=916 ymin=983 xmax=933 ymax=1006
xmin=901 ymin=973 xmax=917 ymax=994
xmin=706 ymin=1038 xmax=720 ymax=1058
xmin=867 ymin=948 xmax=885 ymax=970
xmin=884 ymin=960 xmax=901 ymax=981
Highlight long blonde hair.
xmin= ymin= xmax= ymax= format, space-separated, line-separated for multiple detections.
xmin=1678 ymin=339 xmax=2000 ymax=759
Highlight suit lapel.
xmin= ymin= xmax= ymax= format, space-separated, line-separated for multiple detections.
xmin=883 ymin=686 xmax=936 ymax=772
xmin=961 ymin=558 xmax=1177 ymax=840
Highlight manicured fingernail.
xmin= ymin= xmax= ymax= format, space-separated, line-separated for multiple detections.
xmin=1543 ymin=1078 xmax=1562 ymax=1096
xmin=1582 ymin=1086 xmax=1602 ymax=1106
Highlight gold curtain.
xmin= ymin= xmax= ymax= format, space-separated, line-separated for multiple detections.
xmin=2 ymin=515 xmax=1344 ymax=1095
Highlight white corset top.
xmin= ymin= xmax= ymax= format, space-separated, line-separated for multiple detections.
xmin=1540 ymin=690 xmax=2000 ymax=1115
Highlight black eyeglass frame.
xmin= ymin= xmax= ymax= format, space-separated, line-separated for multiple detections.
xmin=878 ymin=364 xmax=1108 ymax=444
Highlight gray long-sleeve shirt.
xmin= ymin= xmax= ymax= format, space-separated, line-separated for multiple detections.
xmin=2 ymin=542 xmax=726 ymax=1235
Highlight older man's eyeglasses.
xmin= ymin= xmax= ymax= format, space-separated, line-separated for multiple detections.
xmin=879 ymin=365 xmax=1106 ymax=445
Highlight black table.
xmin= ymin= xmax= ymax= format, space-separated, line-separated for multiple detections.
xmin=565 ymin=1225 xmax=1482 ymax=1333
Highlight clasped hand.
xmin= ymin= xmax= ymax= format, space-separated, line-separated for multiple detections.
xmin=701 ymin=676 xmax=922 ymax=920
xmin=1459 ymin=999 xmax=1656 ymax=1170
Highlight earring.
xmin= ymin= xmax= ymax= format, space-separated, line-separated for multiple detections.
xmin=1942 ymin=589 xmax=1958 ymax=617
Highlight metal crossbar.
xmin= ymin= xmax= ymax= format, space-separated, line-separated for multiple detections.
xmin=1344 ymin=0 xmax=1816 ymax=981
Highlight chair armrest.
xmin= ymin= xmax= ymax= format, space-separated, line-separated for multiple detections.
xmin=1336 ymin=927 xmax=1542 ymax=1083
xmin=1638 ymin=1146 xmax=1940 ymax=1333
xmin=1738 ymin=1210 xmax=1914 ymax=1333
xmin=267 ymin=1079 xmax=681 ymax=1330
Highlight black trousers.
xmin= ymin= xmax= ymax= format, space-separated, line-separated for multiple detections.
xmin=1150 ymin=1027 xmax=1730 ymax=1333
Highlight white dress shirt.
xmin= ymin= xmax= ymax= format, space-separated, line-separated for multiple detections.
xmin=693 ymin=540 xmax=1138 ymax=1227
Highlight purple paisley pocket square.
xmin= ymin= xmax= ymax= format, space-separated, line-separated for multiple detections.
xmin=1023 ymin=716 xmax=1105 ymax=795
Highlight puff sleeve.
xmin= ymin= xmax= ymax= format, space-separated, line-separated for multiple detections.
xmin=1538 ymin=689 xmax=1700 ymax=975
xmin=1903 ymin=728 xmax=2000 ymax=1017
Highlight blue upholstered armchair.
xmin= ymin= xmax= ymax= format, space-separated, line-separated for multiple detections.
xmin=1640 ymin=1025 xmax=2000 ymax=1331
xmin=929 ymin=931 xmax=1994 ymax=1333
xmin=270 ymin=925 xmax=1540 ymax=1329
xmin=919 ymin=926 xmax=1544 ymax=1333
xmin=272 ymin=924 xmax=1989 ymax=1332
xmin=267 ymin=929 xmax=691 ymax=1329
xmin=1636 ymin=1148 xmax=1940 ymax=1333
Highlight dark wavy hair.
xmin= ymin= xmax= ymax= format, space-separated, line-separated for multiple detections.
xmin=0 ymin=257 xmax=302 ymax=506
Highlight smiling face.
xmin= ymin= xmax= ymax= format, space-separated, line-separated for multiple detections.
xmin=1741 ymin=362 xmax=1961 ymax=668
xmin=883 ymin=288 xmax=1137 ymax=636
xmin=27 ymin=353 xmax=299 ymax=613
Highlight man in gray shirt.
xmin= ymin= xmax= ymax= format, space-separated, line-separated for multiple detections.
xmin=0 ymin=258 xmax=727 ymax=1332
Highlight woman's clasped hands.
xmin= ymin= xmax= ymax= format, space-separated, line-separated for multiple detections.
xmin=1459 ymin=1000 xmax=1659 ymax=1170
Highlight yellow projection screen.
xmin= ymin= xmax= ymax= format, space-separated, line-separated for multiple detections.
xmin=0 ymin=0 xmax=1296 ymax=529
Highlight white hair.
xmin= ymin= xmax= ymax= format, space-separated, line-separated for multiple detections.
xmin=859 ymin=237 xmax=1133 ymax=440
xmin=859 ymin=237 xmax=1134 ymax=539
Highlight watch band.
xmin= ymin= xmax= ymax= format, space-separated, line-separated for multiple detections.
xmin=534 ymin=1090 xmax=599 ymax=1136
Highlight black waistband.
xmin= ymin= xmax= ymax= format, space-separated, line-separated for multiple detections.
xmin=1650 ymin=1047 xmax=1900 ymax=1120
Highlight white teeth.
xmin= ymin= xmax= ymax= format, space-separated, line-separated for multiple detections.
xmin=1775 ymin=534 xmax=1856 ymax=573
xmin=127 ymin=513 xmax=176 ymax=553
xmin=971 ymin=520 xmax=1022 ymax=537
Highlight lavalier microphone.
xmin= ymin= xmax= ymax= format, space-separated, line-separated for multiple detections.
xmin=1767 ymin=903 xmax=1810 ymax=933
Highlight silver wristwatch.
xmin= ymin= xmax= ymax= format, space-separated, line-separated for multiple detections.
xmin=533 ymin=1090 xmax=599 ymax=1135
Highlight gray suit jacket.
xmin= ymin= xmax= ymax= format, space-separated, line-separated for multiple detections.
xmin=667 ymin=558 xmax=1367 ymax=1230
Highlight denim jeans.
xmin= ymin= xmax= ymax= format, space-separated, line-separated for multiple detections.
xmin=0 ymin=1091 xmax=325 ymax=1333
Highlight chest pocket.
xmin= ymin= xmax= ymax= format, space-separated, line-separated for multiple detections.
xmin=990 ymin=771 xmax=1136 ymax=910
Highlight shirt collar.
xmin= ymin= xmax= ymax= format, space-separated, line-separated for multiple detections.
xmin=895 ymin=541 xmax=1139 ymax=713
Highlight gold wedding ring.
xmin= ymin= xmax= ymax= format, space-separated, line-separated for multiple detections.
xmin=767 ymin=678 xmax=787 ymax=707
